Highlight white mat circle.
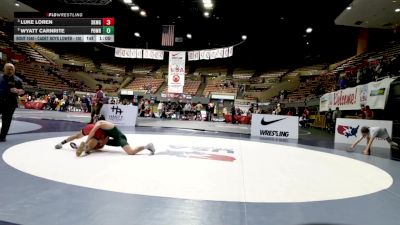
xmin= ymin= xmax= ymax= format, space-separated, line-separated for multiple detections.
xmin=2 ymin=134 xmax=393 ymax=203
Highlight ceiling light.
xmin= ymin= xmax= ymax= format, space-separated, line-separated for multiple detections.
xmin=15 ymin=2 xmax=20 ymax=6
xmin=204 ymin=3 xmax=213 ymax=9
xmin=306 ymin=27 xmax=313 ymax=33
xmin=346 ymin=6 xmax=352 ymax=10
xmin=203 ymin=0 xmax=211 ymax=3
xmin=140 ymin=10 xmax=147 ymax=16
xmin=134 ymin=32 xmax=140 ymax=37
xmin=242 ymin=35 xmax=247 ymax=40
xmin=131 ymin=5 xmax=139 ymax=11
xmin=204 ymin=12 xmax=210 ymax=17
xmin=396 ymin=8 xmax=400 ymax=12
xmin=306 ymin=42 xmax=310 ymax=45
xmin=186 ymin=33 xmax=192 ymax=39
xmin=123 ymin=0 xmax=132 ymax=3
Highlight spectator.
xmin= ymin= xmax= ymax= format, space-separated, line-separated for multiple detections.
xmin=249 ymin=105 xmax=254 ymax=114
xmin=176 ymin=103 xmax=183 ymax=120
xmin=206 ymin=101 xmax=214 ymax=121
xmin=231 ymin=103 xmax=236 ymax=124
xmin=280 ymin=90 xmax=285 ymax=102
xmin=223 ymin=107 xmax=228 ymax=116
xmin=89 ymin=84 xmax=104 ymax=123
xmin=359 ymin=105 xmax=366 ymax=119
xmin=139 ymin=99 xmax=145 ymax=117
xmin=195 ymin=102 xmax=203 ymax=120
xmin=332 ymin=107 xmax=342 ymax=125
xmin=356 ymin=69 xmax=362 ymax=85
xmin=325 ymin=108 xmax=334 ymax=133
xmin=286 ymin=108 xmax=293 ymax=116
xmin=0 ymin=63 xmax=25 ymax=142
xmin=364 ymin=105 xmax=374 ymax=120
xmin=339 ymin=76 xmax=347 ymax=89
xmin=299 ymin=107 xmax=310 ymax=128
xmin=157 ymin=101 xmax=164 ymax=118
xmin=275 ymin=103 xmax=282 ymax=115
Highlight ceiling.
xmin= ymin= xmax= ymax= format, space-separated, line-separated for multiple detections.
xmin=4 ymin=0 xmax=396 ymax=68
xmin=0 ymin=0 xmax=37 ymax=21
xmin=335 ymin=0 xmax=400 ymax=29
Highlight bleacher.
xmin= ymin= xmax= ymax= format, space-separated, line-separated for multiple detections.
xmin=15 ymin=62 xmax=70 ymax=90
xmin=0 ymin=31 xmax=50 ymax=64
xmin=0 ymin=31 xmax=26 ymax=62
xmin=260 ymin=70 xmax=287 ymax=78
xmin=14 ymin=42 xmax=50 ymax=64
xmin=203 ymin=80 xmax=238 ymax=97
xmin=232 ymin=68 xmax=255 ymax=80
xmin=100 ymin=63 xmax=125 ymax=74
xmin=259 ymin=69 xmax=288 ymax=83
xmin=280 ymin=42 xmax=400 ymax=104
xmin=132 ymin=64 xmax=155 ymax=74
xmin=295 ymin=65 xmax=328 ymax=76
xmin=54 ymin=68 xmax=93 ymax=91
xmin=334 ymin=42 xmax=400 ymax=74
xmin=33 ymin=44 xmax=58 ymax=61
xmin=156 ymin=64 xmax=168 ymax=74
xmin=162 ymin=80 xmax=201 ymax=95
xmin=195 ymin=66 xmax=227 ymax=76
xmin=60 ymin=53 xmax=95 ymax=67
xmin=89 ymin=72 xmax=123 ymax=93
xmin=284 ymin=71 xmax=337 ymax=103
xmin=125 ymin=77 xmax=164 ymax=93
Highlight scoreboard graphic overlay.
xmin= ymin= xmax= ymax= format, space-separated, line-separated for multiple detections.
xmin=14 ymin=12 xmax=114 ymax=43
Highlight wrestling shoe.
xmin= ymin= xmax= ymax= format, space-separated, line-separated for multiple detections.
xmin=55 ymin=143 xmax=63 ymax=149
xmin=390 ymin=142 xmax=399 ymax=150
xmin=390 ymin=141 xmax=399 ymax=147
xmin=70 ymin=142 xmax=78 ymax=149
xmin=146 ymin=143 xmax=155 ymax=155
xmin=76 ymin=142 xmax=85 ymax=157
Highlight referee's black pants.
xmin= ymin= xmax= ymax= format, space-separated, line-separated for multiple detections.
xmin=0 ymin=106 xmax=16 ymax=139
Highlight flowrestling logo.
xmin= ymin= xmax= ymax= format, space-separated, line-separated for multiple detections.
xmin=259 ymin=118 xmax=289 ymax=137
xmin=158 ymin=145 xmax=236 ymax=162
xmin=337 ymin=125 xmax=359 ymax=138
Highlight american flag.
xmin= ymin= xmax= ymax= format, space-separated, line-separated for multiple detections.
xmin=161 ymin=25 xmax=175 ymax=46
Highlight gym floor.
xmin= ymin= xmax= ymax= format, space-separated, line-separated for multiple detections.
xmin=0 ymin=109 xmax=399 ymax=225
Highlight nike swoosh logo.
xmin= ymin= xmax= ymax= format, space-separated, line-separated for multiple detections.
xmin=261 ymin=118 xmax=286 ymax=126
xmin=172 ymin=53 xmax=180 ymax=57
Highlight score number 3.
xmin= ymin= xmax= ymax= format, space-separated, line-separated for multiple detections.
xmin=102 ymin=18 xmax=115 ymax=26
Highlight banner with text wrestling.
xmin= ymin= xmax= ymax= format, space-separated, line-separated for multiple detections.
xmin=320 ymin=78 xmax=395 ymax=111
xmin=168 ymin=51 xmax=186 ymax=93
xmin=251 ymin=114 xmax=299 ymax=139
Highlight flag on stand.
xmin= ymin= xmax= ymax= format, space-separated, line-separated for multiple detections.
xmin=161 ymin=25 xmax=175 ymax=46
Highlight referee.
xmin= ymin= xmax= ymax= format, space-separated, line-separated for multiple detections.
xmin=0 ymin=63 xmax=24 ymax=142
